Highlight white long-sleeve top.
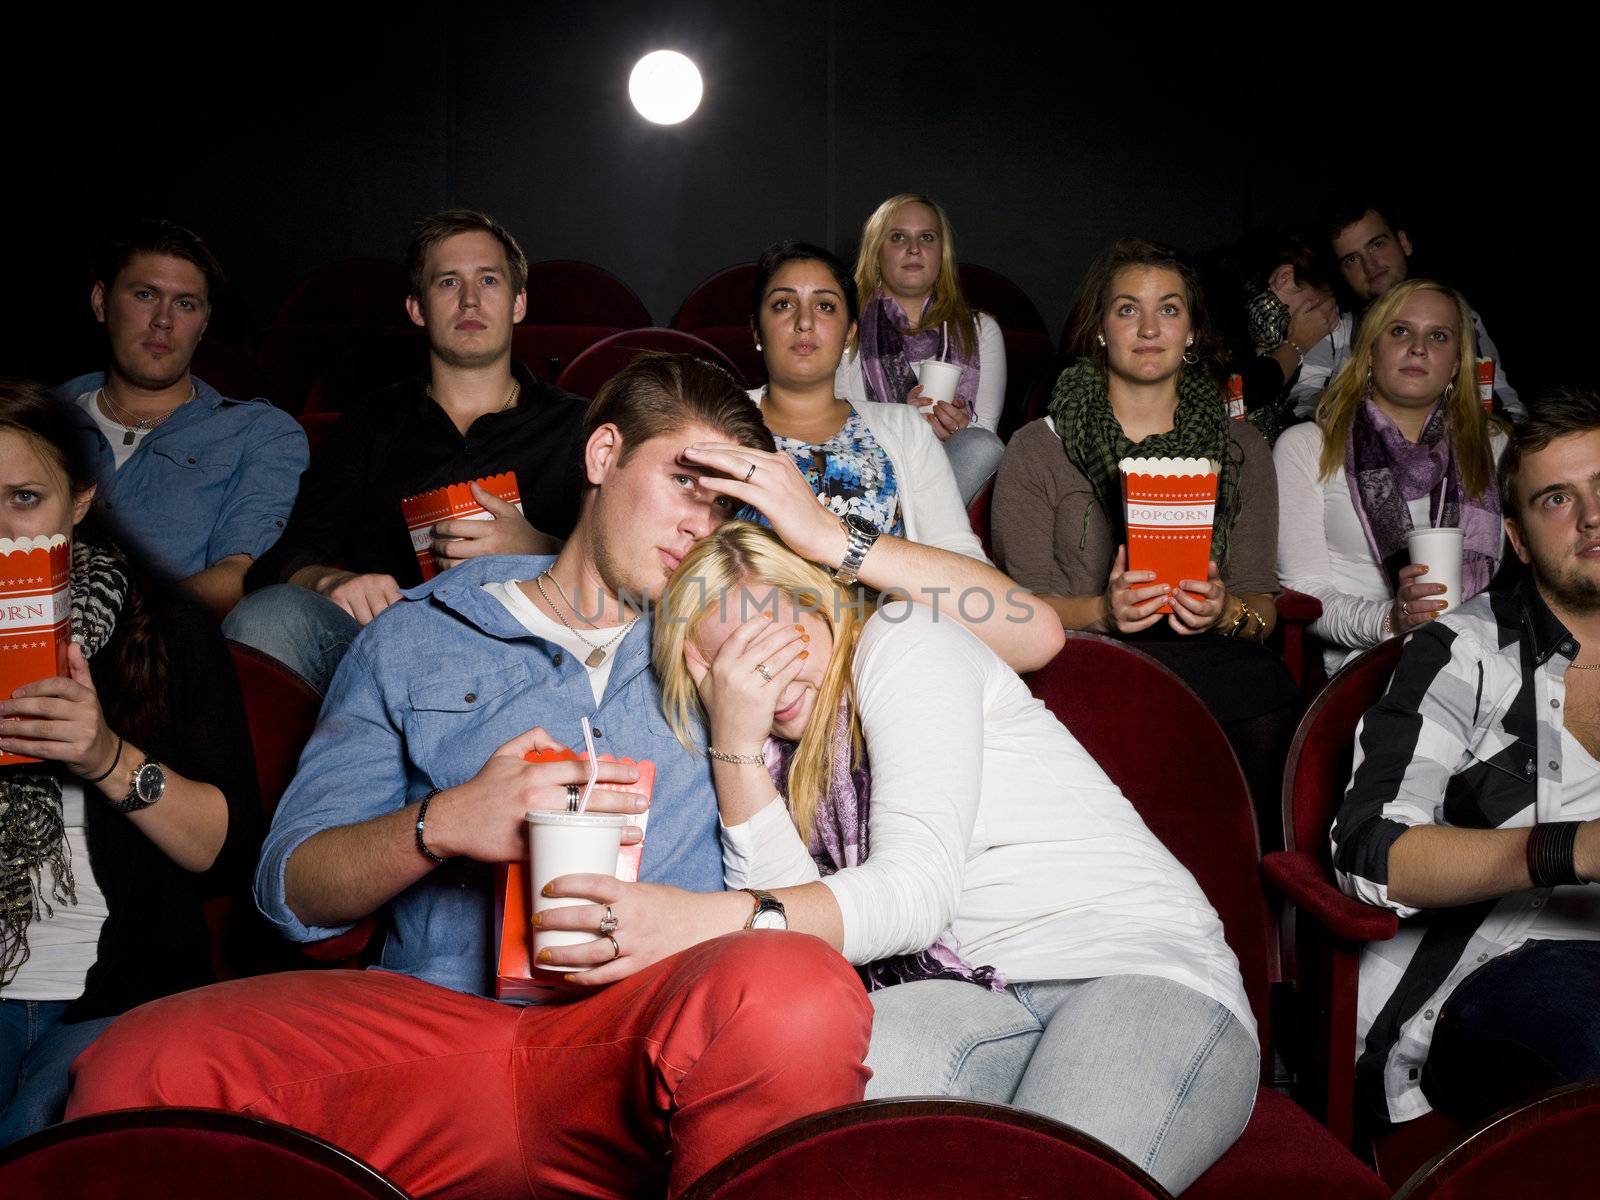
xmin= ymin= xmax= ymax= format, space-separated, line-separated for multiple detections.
xmin=720 ymin=600 xmax=1255 ymax=1039
xmin=748 ymin=389 xmax=988 ymax=562
xmin=836 ymin=312 xmax=1007 ymax=433
xmin=1273 ymin=422 xmax=1507 ymax=673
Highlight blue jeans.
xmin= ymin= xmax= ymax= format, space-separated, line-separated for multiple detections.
xmin=1424 ymin=938 xmax=1600 ymax=1125
xmin=0 ymin=1000 xmax=117 ymax=1146
xmin=864 ymin=973 xmax=1259 ymax=1194
xmin=943 ymin=426 xmax=1006 ymax=507
xmin=222 ymin=584 xmax=361 ymax=696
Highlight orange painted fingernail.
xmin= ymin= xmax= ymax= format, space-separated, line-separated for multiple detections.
xmin=537 ymin=949 xmax=552 ymax=963
xmin=794 ymin=624 xmax=805 ymax=632
xmin=800 ymin=634 xmax=810 ymax=643
xmin=530 ymin=913 xmax=541 ymax=927
xmin=541 ymin=883 xmax=554 ymax=897
xmin=800 ymin=650 xmax=809 ymax=659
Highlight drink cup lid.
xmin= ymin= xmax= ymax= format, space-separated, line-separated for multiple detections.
xmin=525 ymin=811 xmax=628 ymax=827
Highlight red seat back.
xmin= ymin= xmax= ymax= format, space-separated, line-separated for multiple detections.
xmin=966 ymin=474 xmax=995 ymax=559
xmin=523 ymin=259 xmax=651 ymax=328
xmin=511 ymin=323 xmax=627 ymax=384
xmin=681 ymin=1098 xmax=1169 ymax=1200
xmin=672 ymin=263 xmax=759 ymax=332
xmin=273 ymin=259 xmax=410 ymax=328
xmin=556 ymin=328 xmax=745 ymax=399
xmin=956 ymin=263 xmax=1048 ymax=335
xmin=227 ymin=641 xmax=323 ymax=817
xmin=1282 ymin=638 xmax=1403 ymax=856
xmin=0 ymin=1108 xmax=411 ymax=1199
xmin=1026 ymin=634 xmax=1273 ymax=1048
xmin=190 ymin=339 xmax=271 ymax=403
xmin=1393 ymin=1082 xmax=1600 ymax=1200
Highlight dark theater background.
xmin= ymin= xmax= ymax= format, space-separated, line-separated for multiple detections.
xmin=6 ymin=5 xmax=1582 ymax=399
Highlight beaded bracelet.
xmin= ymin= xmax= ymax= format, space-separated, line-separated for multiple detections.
xmin=415 ymin=788 xmax=447 ymax=865
xmin=707 ymin=747 xmax=765 ymax=765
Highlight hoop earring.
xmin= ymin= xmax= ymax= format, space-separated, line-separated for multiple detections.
xmin=1443 ymin=380 xmax=1454 ymax=403
xmin=1182 ymin=350 xmax=1199 ymax=366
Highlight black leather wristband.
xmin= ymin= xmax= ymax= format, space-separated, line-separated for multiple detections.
xmin=1526 ymin=821 xmax=1582 ymax=889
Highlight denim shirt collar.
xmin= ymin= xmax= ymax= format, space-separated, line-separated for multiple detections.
xmin=56 ymin=371 xmax=237 ymax=434
xmin=411 ymin=553 xmax=656 ymax=686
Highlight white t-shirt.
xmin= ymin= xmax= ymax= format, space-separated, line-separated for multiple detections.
xmin=4 ymin=778 xmax=110 ymax=1001
xmin=482 ymin=580 xmax=630 ymax=706
xmin=77 ymin=390 xmax=150 ymax=470
xmin=720 ymin=601 xmax=1255 ymax=1039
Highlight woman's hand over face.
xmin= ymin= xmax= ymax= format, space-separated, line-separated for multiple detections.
xmin=686 ymin=614 xmax=810 ymax=754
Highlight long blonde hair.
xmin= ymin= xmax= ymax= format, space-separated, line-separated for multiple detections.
xmin=652 ymin=521 xmax=875 ymax=842
xmin=852 ymin=192 xmax=977 ymax=358
xmin=1315 ymin=278 xmax=1499 ymax=498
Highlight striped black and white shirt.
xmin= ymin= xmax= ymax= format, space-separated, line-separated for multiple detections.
xmin=1332 ymin=579 xmax=1598 ymax=1123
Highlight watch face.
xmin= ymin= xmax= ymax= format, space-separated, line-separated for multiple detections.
xmin=135 ymin=762 xmax=166 ymax=804
xmin=843 ymin=514 xmax=878 ymax=539
xmin=751 ymin=907 xmax=787 ymax=931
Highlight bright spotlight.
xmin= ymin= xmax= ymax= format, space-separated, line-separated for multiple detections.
xmin=629 ymin=50 xmax=703 ymax=125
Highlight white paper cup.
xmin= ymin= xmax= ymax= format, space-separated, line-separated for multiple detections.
xmin=913 ymin=359 xmax=964 ymax=404
xmin=1406 ymin=527 xmax=1465 ymax=614
xmin=526 ymin=811 xmax=626 ymax=968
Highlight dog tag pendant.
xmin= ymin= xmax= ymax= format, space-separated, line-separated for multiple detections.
xmin=122 ymin=429 xmax=137 ymax=446
xmin=585 ymin=648 xmax=606 ymax=668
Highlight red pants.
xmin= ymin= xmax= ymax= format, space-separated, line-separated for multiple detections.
xmin=68 ymin=931 xmax=870 ymax=1199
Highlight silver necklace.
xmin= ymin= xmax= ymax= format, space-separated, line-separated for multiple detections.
xmin=98 ymin=387 xmax=191 ymax=446
xmin=533 ymin=572 xmax=636 ymax=668
xmin=426 ymin=380 xmax=520 ymax=412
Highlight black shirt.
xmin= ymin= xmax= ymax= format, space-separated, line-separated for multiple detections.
xmin=246 ymin=360 xmax=587 ymax=591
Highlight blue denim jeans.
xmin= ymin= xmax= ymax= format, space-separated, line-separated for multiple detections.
xmin=222 ymin=584 xmax=361 ymax=696
xmin=942 ymin=426 xmax=1006 ymax=507
xmin=864 ymin=973 xmax=1259 ymax=1194
xmin=1424 ymin=938 xmax=1600 ymax=1125
xmin=0 ymin=999 xmax=117 ymax=1146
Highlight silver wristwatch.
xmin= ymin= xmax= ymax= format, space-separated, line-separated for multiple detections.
xmin=741 ymin=888 xmax=788 ymax=931
xmin=108 ymin=759 xmax=166 ymax=814
xmin=833 ymin=514 xmax=882 ymax=587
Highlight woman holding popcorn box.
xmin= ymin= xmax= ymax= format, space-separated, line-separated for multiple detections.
xmin=0 ymin=381 xmax=258 ymax=1143
xmin=989 ymin=239 xmax=1298 ymax=828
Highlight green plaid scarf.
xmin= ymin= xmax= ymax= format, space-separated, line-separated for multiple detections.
xmin=1046 ymin=359 xmax=1243 ymax=568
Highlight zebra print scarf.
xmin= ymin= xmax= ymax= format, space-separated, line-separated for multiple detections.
xmin=0 ymin=539 xmax=129 ymax=986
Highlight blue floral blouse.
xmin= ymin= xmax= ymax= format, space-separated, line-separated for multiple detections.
xmin=751 ymin=407 xmax=905 ymax=537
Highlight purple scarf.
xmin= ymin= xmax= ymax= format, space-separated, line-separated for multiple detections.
xmin=765 ymin=701 xmax=1004 ymax=993
xmin=857 ymin=294 xmax=982 ymax=421
xmin=1345 ymin=397 xmax=1501 ymax=598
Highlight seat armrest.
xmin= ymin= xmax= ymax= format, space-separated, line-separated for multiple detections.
xmin=1262 ymin=850 xmax=1399 ymax=942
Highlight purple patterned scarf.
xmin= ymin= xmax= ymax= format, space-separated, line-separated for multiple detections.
xmin=1345 ymin=397 xmax=1501 ymax=597
xmin=857 ymin=294 xmax=981 ymax=422
xmin=764 ymin=700 xmax=1004 ymax=993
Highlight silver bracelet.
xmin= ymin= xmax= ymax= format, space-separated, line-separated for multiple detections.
xmin=707 ymin=747 xmax=765 ymax=765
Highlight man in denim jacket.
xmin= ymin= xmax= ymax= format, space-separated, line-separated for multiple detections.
xmin=67 ymin=354 xmax=874 ymax=1199
xmin=56 ymin=220 xmax=307 ymax=616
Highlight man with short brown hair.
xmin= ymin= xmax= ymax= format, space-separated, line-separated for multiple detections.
xmin=1334 ymin=389 xmax=1600 ymax=1127
xmin=56 ymin=219 xmax=307 ymax=616
xmin=226 ymin=209 xmax=585 ymax=691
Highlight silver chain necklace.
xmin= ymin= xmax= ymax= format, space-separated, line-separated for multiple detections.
xmin=98 ymin=387 xmax=192 ymax=446
xmin=533 ymin=572 xmax=636 ymax=668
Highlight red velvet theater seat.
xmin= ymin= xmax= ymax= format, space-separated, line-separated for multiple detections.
xmin=672 ymin=263 xmax=766 ymax=388
xmin=0 ymin=1108 xmax=411 ymax=1200
xmin=681 ymin=1098 xmax=1171 ymax=1200
xmin=1027 ymin=634 xmax=1388 ymax=1200
xmin=522 ymin=259 xmax=651 ymax=329
xmin=1392 ymin=1082 xmax=1600 ymax=1200
xmin=555 ymin=328 xmax=745 ymax=399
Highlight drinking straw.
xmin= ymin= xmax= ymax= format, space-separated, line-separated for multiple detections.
xmin=577 ymin=716 xmax=600 ymax=812
xmin=940 ymin=321 xmax=948 ymax=363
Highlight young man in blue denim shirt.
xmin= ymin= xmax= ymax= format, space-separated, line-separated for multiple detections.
xmin=56 ymin=220 xmax=307 ymax=616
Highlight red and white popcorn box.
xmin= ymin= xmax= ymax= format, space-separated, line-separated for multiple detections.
xmin=1119 ymin=457 xmax=1219 ymax=615
xmin=1476 ymin=358 xmax=1495 ymax=413
xmin=400 ymin=472 xmax=523 ymax=581
xmin=0 ymin=535 xmax=71 ymax=766
xmin=493 ymin=748 xmax=656 ymax=1001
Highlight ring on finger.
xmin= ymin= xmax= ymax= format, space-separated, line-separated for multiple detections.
xmin=598 ymin=904 xmax=619 ymax=935
xmin=1401 ymin=602 xmax=1411 ymax=617
xmin=565 ymin=783 xmax=581 ymax=812
xmin=754 ymin=662 xmax=774 ymax=683
xmin=743 ymin=463 xmax=757 ymax=483
xmin=604 ymin=933 xmax=621 ymax=961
